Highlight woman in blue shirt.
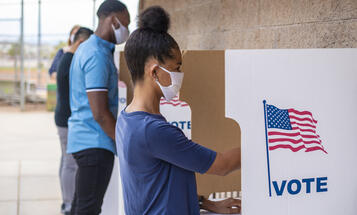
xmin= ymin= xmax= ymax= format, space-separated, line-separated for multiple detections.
xmin=116 ymin=6 xmax=241 ymax=215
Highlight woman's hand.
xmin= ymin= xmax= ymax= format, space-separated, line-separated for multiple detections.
xmin=201 ymin=197 xmax=241 ymax=214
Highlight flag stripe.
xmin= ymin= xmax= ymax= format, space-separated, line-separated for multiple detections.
xmin=268 ymin=131 xmax=320 ymax=139
xmin=290 ymin=121 xmax=316 ymax=128
xmin=289 ymin=115 xmax=317 ymax=124
xmin=270 ymin=144 xmax=327 ymax=154
xmin=289 ymin=117 xmax=315 ymax=125
xmin=269 ymin=138 xmax=321 ymax=145
xmin=269 ymin=141 xmax=322 ymax=149
xmin=288 ymin=109 xmax=317 ymax=122
xmin=269 ymin=141 xmax=324 ymax=149
xmin=306 ymin=146 xmax=328 ymax=154
xmin=160 ymin=102 xmax=186 ymax=106
xmin=160 ymin=99 xmax=189 ymax=107
xmin=269 ymin=137 xmax=321 ymax=144
xmin=269 ymin=144 xmax=306 ymax=152
xmin=292 ymin=127 xmax=317 ymax=134
xmin=160 ymin=102 xmax=187 ymax=106
xmin=268 ymin=128 xmax=320 ymax=138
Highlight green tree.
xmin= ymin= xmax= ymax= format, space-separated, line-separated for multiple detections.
xmin=50 ymin=41 xmax=67 ymax=58
xmin=8 ymin=43 xmax=20 ymax=58
xmin=7 ymin=43 xmax=21 ymax=82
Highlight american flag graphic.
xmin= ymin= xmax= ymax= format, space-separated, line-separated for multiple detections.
xmin=265 ymin=103 xmax=327 ymax=154
xmin=160 ymin=96 xmax=189 ymax=107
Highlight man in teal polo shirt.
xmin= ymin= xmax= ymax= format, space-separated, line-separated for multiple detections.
xmin=67 ymin=1 xmax=130 ymax=214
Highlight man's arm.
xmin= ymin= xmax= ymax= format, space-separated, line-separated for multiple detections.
xmin=87 ymin=91 xmax=116 ymax=140
xmin=205 ymin=147 xmax=241 ymax=176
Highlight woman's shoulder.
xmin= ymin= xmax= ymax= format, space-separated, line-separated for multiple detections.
xmin=145 ymin=115 xmax=183 ymax=138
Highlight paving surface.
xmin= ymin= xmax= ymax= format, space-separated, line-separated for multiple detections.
xmin=0 ymin=111 xmax=62 ymax=215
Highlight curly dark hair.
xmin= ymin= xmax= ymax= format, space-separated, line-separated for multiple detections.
xmin=124 ymin=6 xmax=179 ymax=84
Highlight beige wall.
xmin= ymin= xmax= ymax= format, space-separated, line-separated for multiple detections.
xmin=139 ymin=0 xmax=357 ymax=50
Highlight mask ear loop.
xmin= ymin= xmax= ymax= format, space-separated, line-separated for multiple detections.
xmin=113 ymin=17 xmax=120 ymax=30
xmin=158 ymin=66 xmax=171 ymax=74
xmin=153 ymin=64 xmax=160 ymax=82
xmin=116 ymin=17 xmax=128 ymax=31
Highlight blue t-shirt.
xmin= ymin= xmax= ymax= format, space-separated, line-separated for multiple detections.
xmin=67 ymin=34 xmax=118 ymax=154
xmin=116 ymin=110 xmax=217 ymax=215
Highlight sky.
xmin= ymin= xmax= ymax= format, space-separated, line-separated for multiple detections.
xmin=0 ymin=0 xmax=139 ymax=45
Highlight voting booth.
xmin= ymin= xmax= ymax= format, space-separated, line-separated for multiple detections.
xmin=103 ymin=49 xmax=357 ymax=215
xmin=225 ymin=49 xmax=357 ymax=215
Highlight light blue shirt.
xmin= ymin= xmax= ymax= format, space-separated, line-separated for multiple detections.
xmin=67 ymin=34 xmax=118 ymax=154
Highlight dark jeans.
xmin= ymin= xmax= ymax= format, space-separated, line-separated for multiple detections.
xmin=71 ymin=148 xmax=114 ymax=215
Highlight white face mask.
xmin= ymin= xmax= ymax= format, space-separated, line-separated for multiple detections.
xmin=156 ymin=66 xmax=184 ymax=101
xmin=70 ymin=34 xmax=75 ymax=44
xmin=112 ymin=17 xmax=129 ymax=44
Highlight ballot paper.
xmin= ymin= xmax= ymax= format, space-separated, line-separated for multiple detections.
xmin=200 ymin=197 xmax=241 ymax=215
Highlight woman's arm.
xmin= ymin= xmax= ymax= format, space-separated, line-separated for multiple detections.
xmin=205 ymin=147 xmax=241 ymax=176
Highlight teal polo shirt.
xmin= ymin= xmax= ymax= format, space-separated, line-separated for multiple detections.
xmin=67 ymin=34 xmax=118 ymax=155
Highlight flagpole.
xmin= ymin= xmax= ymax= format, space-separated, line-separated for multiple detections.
xmin=263 ymin=100 xmax=272 ymax=197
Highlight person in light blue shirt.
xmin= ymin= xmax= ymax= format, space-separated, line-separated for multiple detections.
xmin=67 ymin=1 xmax=130 ymax=214
xmin=116 ymin=6 xmax=241 ymax=215
xmin=67 ymin=34 xmax=118 ymax=154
